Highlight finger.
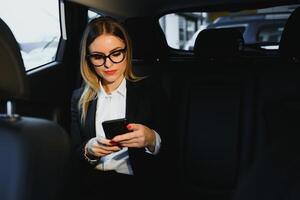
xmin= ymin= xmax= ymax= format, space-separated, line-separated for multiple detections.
xmin=96 ymin=137 xmax=112 ymax=146
xmin=120 ymin=142 xmax=141 ymax=148
xmin=119 ymin=137 xmax=140 ymax=145
xmin=93 ymin=148 xmax=114 ymax=155
xmin=126 ymin=123 xmax=139 ymax=131
xmin=95 ymin=145 xmax=121 ymax=155
xmin=96 ymin=138 xmax=121 ymax=149
xmin=88 ymin=147 xmax=112 ymax=157
xmin=105 ymin=145 xmax=121 ymax=151
xmin=112 ymin=131 xmax=137 ymax=142
xmin=97 ymin=143 xmax=121 ymax=151
xmin=119 ymin=139 xmax=145 ymax=148
xmin=109 ymin=140 xmax=120 ymax=146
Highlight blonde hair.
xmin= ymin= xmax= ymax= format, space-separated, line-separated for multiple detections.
xmin=78 ymin=16 xmax=140 ymax=123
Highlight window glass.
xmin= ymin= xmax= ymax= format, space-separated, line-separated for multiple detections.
xmin=88 ymin=10 xmax=102 ymax=22
xmin=159 ymin=4 xmax=299 ymax=51
xmin=257 ymin=25 xmax=284 ymax=43
xmin=187 ymin=19 xmax=197 ymax=41
xmin=0 ymin=0 xmax=60 ymax=71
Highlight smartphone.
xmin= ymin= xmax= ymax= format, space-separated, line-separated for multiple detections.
xmin=102 ymin=118 xmax=130 ymax=139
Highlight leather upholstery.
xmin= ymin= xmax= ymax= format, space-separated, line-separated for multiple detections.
xmin=0 ymin=18 xmax=70 ymax=200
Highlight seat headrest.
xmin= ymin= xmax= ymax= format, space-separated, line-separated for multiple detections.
xmin=279 ymin=7 xmax=300 ymax=63
xmin=124 ymin=17 xmax=168 ymax=62
xmin=0 ymin=18 xmax=29 ymax=100
xmin=194 ymin=28 xmax=244 ymax=59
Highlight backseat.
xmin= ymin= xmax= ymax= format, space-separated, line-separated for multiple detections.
xmin=126 ymin=15 xmax=300 ymax=199
xmin=251 ymin=7 xmax=300 ymax=159
xmin=173 ymin=27 xmax=256 ymax=199
xmin=233 ymin=7 xmax=300 ymax=200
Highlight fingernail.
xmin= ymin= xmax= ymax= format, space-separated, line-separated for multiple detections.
xmin=127 ymin=124 xmax=132 ymax=129
xmin=110 ymin=141 xmax=119 ymax=145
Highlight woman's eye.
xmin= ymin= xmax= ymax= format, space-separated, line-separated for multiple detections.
xmin=93 ymin=54 xmax=104 ymax=60
xmin=111 ymin=51 xmax=121 ymax=57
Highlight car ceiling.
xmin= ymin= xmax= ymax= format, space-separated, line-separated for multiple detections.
xmin=66 ymin=0 xmax=299 ymax=18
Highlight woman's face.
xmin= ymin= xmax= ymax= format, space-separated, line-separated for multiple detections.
xmin=88 ymin=34 xmax=127 ymax=90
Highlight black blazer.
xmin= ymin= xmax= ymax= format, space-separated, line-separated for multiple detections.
xmin=70 ymin=78 xmax=167 ymax=179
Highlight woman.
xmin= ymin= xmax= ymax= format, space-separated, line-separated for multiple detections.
xmin=70 ymin=16 xmax=167 ymax=199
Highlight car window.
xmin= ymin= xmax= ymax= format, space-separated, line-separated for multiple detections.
xmin=88 ymin=10 xmax=102 ymax=22
xmin=257 ymin=24 xmax=284 ymax=43
xmin=159 ymin=4 xmax=299 ymax=51
xmin=0 ymin=0 xmax=61 ymax=71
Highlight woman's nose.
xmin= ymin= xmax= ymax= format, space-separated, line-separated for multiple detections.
xmin=103 ymin=58 xmax=113 ymax=69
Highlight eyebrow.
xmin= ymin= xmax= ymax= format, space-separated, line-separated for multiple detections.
xmin=90 ymin=47 xmax=124 ymax=55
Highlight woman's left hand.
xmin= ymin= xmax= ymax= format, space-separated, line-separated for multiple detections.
xmin=111 ymin=123 xmax=156 ymax=151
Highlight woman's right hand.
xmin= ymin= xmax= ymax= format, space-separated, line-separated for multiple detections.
xmin=85 ymin=137 xmax=121 ymax=158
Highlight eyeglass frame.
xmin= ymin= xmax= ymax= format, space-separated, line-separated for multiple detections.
xmin=86 ymin=47 xmax=127 ymax=67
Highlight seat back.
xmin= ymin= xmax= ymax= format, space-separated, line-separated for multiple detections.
xmin=0 ymin=18 xmax=70 ymax=200
xmin=174 ymin=27 xmax=255 ymax=199
xmin=233 ymin=7 xmax=300 ymax=200
xmin=279 ymin=7 xmax=300 ymax=63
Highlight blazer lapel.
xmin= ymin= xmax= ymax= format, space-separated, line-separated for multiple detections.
xmin=85 ymin=98 xmax=97 ymax=138
xmin=126 ymin=81 xmax=139 ymax=123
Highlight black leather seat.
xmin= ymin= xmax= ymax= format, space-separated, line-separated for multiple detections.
xmin=279 ymin=7 xmax=300 ymax=64
xmin=233 ymin=7 xmax=300 ymax=200
xmin=176 ymin=27 xmax=254 ymax=200
xmin=0 ymin=18 xmax=70 ymax=200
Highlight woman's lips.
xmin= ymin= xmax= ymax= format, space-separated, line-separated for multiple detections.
xmin=104 ymin=70 xmax=117 ymax=75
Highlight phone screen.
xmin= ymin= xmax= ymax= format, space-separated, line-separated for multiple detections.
xmin=102 ymin=118 xmax=129 ymax=139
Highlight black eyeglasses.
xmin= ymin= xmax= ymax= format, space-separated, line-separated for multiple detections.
xmin=86 ymin=48 xmax=127 ymax=67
